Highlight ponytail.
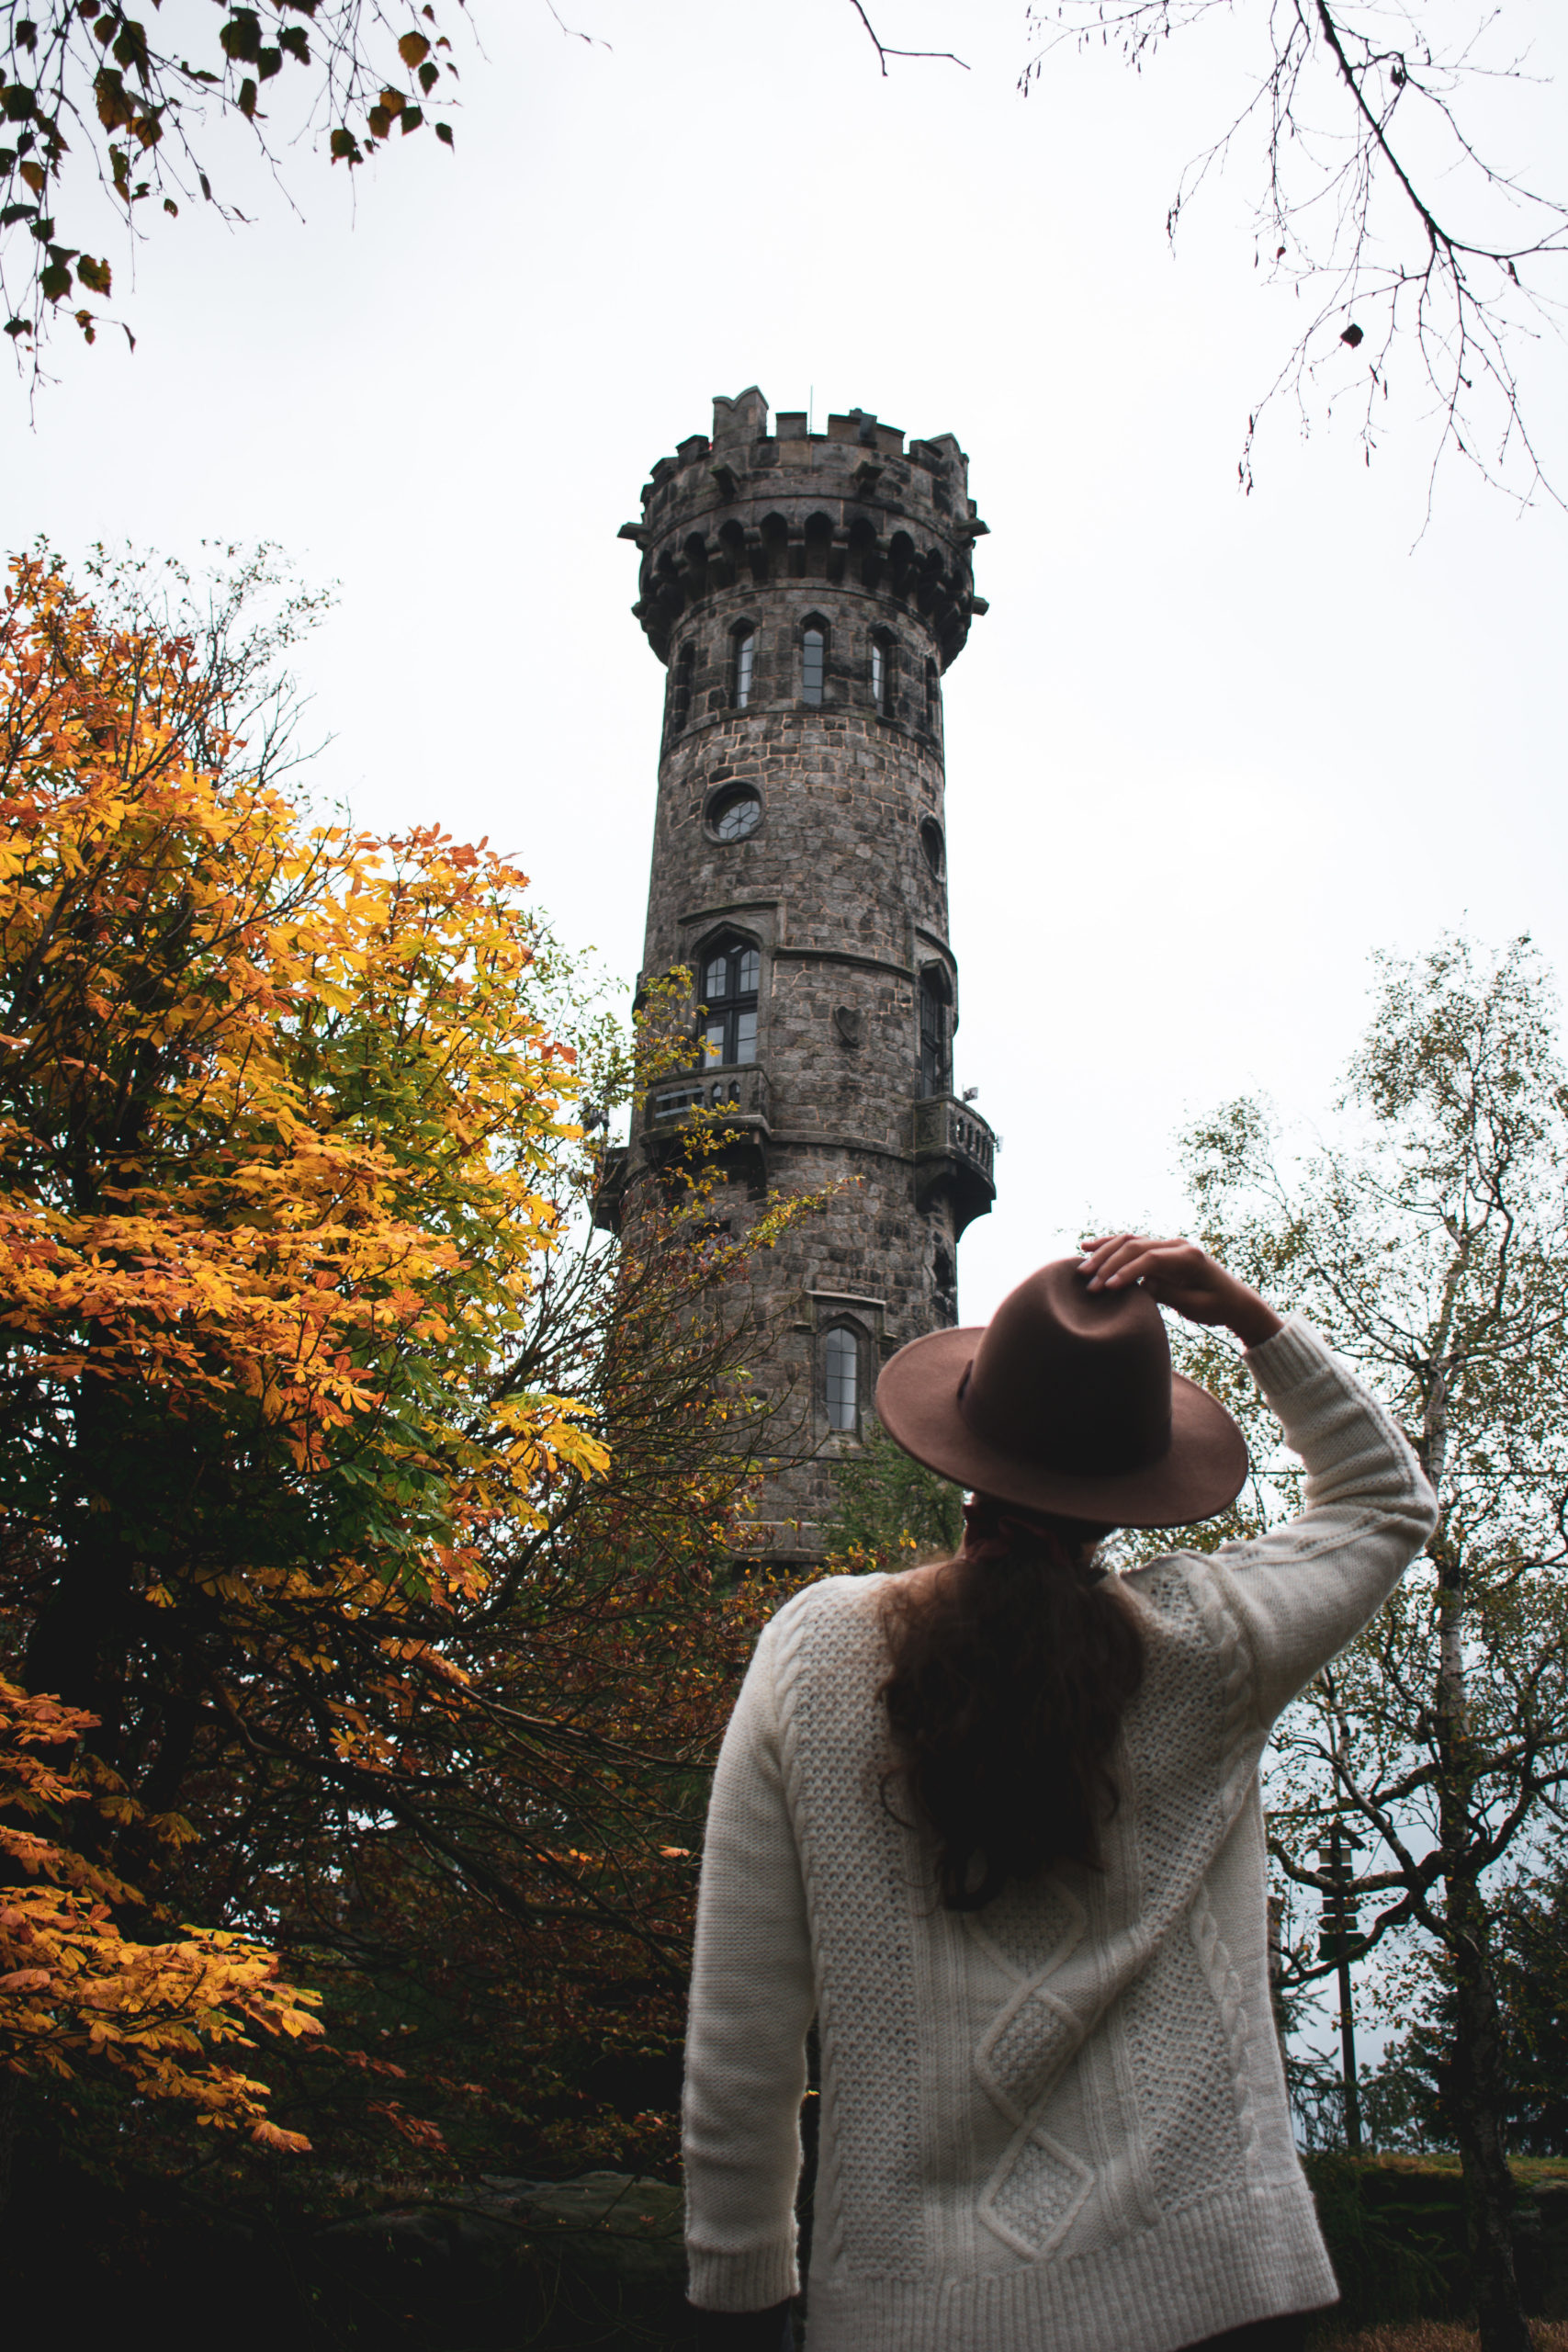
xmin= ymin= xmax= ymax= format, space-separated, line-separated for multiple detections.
xmin=879 ymin=1497 xmax=1145 ymax=1911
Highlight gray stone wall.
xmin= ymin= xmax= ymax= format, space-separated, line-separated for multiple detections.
xmin=613 ymin=390 xmax=996 ymax=1557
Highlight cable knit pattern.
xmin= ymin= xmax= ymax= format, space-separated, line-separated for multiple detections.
xmin=683 ymin=1317 xmax=1438 ymax=2351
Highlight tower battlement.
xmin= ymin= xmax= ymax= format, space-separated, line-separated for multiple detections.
xmin=622 ymin=387 xmax=989 ymax=668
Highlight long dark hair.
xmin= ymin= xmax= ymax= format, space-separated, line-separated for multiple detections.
xmin=879 ymin=1496 xmax=1145 ymax=1911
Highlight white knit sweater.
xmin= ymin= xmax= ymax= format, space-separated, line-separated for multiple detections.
xmin=682 ymin=1317 xmax=1438 ymax=2352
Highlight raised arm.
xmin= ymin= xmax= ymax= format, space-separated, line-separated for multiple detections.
xmin=683 ymin=1613 xmax=815 ymax=2319
xmin=1080 ymin=1233 xmax=1437 ymax=1723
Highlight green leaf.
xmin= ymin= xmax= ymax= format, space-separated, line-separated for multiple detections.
xmin=4 ymin=317 xmax=31 ymax=338
xmin=220 ymin=10 xmax=263 ymax=63
xmin=76 ymin=254 xmax=111 ymax=294
xmin=39 ymin=258 xmax=71 ymax=300
xmin=111 ymin=20 xmax=150 ymax=78
xmin=400 ymin=105 xmax=422 ymax=134
xmin=257 ymin=46 xmax=283 ymax=79
xmin=278 ymin=26 xmax=310 ymax=63
xmin=238 ymin=75 xmax=257 ymax=117
xmin=329 ymin=126 xmax=361 ymax=164
xmin=2 ymin=85 xmax=38 ymax=122
xmin=434 ymin=120 xmax=452 ymax=147
xmin=417 ymin=61 xmax=437 ymax=94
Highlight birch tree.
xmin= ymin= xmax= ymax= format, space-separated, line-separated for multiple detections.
xmin=1170 ymin=933 xmax=1568 ymax=2352
xmin=1022 ymin=3 xmax=1568 ymax=508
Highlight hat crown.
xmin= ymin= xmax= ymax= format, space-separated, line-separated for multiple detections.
xmin=959 ymin=1261 xmax=1173 ymax=1477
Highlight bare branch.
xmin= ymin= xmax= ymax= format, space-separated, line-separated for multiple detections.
xmin=846 ymin=0 xmax=968 ymax=75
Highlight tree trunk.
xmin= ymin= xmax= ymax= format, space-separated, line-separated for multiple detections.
xmin=1434 ymin=1527 xmax=1533 ymax=2352
xmin=0 ymin=2073 xmax=17 ymax=2222
xmin=1448 ymin=1905 xmax=1533 ymax=2352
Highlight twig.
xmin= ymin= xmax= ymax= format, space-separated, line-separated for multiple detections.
xmin=846 ymin=0 xmax=968 ymax=75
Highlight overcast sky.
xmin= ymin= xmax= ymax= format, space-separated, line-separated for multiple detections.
xmin=11 ymin=0 xmax=1567 ymax=1325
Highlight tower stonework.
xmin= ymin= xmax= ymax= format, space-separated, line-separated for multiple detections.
xmin=605 ymin=387 xmax=998 ymax=1557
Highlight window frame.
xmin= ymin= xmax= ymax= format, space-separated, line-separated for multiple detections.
xmin=705 ymin=783 xmax=763 ymax=842
xmin=919 ymin=966 xmax=953 ymax=1101
xmin=822 ymin=1321 xmax=863 ymax=1435
xmin=696 ymin=932 xmax=761 ymax=1070
xmin=871 ymin=630 xmax=897 ymax=718
xmin=801 ymin=616 xmax=829 ymax=707
xmin=732 ymin=625 xmax=758 ymax=710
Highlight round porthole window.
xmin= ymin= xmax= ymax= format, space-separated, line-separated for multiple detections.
xmin=708 ymin=785 xmax=762 ymax=842
xmin=919 ymin=818 xmax=945 ymax=876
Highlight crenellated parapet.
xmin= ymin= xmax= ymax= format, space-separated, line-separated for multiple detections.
xmin=620 ymin=386 xmax=990 ymax=669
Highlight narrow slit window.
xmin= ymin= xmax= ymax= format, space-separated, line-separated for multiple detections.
xmin=873 ymin=635 xmax=896 ymax=718
xmin=824 ymin=1327 xmax=859 ymax=1430
xmin=802 ymin=628 xmax=825 ymax=706
xmin=924 ymin=658 xmax=939 ymax=732
xmin=919 ymin=970 xmax=952 ymax=1100
xmin=734 ymin=629 xmax=756 ymax=709
xmin=671 ymin=641 xmax=694 ymax=733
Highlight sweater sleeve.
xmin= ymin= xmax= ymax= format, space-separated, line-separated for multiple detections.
xmin=683 ymin=1610 xmax=815 ymax=2313
xmin=1203 ymin=1314 xmax=1438 ymax=1726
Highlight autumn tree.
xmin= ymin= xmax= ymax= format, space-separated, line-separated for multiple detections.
xmin=1022 ymin=3 xmax=1568 ymax=506
xmin=1163 ymin=934 xmax=1568 ymax=2352
xmin=0 ymin=544 xmax=818 ymax=2197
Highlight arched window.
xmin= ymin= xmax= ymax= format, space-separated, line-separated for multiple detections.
xmin=671 ymin=641 xmax=694 ymax=733
xmin=823 ymin=1325 xmax=859 ymax=1431
xmin=733 ymin=628 xmax=757 ymax=709
xmin=924 ymin=658 xmax=940 ymax=733
xmin=802 ymin=624 xmax=826 ymax=707
xmin=871 ymin=632 xmax=896 ymax=718
xmin=698 ymin=935 xmax=761 ymax=1069
xmin=919 ymin=968 xmax=952 ymax=1100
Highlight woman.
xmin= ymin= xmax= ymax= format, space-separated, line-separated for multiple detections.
xmin=683 ymin=1236 xmax=1436 ymax=2352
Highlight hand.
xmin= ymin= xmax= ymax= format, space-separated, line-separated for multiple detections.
xmin=1077 ymin=1233 xmax=1283 ymax=1349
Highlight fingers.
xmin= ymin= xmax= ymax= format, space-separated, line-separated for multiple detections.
xmin=1078 ymin=1233 xmax=1175 ymax=1291
xmin=1078 ymin=1234 xmax=1207 ymax=1294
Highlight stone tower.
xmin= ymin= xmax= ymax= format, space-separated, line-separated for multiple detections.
xmin=601 ymin=387 xmax=997 ymax=1558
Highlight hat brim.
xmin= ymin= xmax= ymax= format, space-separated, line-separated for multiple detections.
xmin=875 ymin=1323 xmax=1249 ymax=1530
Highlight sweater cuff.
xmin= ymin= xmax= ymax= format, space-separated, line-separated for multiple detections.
xmin=686 ymin=2240 xmax=800 ymax=2313
xmin=1242 ymin=1312 xmax=1334 ymax=1403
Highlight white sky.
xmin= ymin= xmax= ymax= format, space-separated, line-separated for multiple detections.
xmin=11 ymin=0 xmax=1568 ymax=1327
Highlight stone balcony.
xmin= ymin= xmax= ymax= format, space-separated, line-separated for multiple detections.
xmin=911 ymin=1093 xmax=998 ymax=1236
xmin=647 ymin=1063 xmax=772 ymax=1136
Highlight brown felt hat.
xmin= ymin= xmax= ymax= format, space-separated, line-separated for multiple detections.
xmin=875 ymin=1257 xmax=1248 ymax=1529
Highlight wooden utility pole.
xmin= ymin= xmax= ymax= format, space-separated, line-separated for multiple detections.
xmin=1318 ymin=1824 xmax=1364 ymax=2154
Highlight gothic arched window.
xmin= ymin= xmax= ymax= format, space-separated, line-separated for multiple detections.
xmin=802 ymin=623 xmax=827 ymax=707
xmin=733 ymin=627 xmax=757 ymax=710
xmin=823 ymin=1325 xmax=859 ymax=1431
xmin=919 ymin=967 xmax=952 ymax=1100
xmin=699 ymin=935 xmax=761 ymax=1069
